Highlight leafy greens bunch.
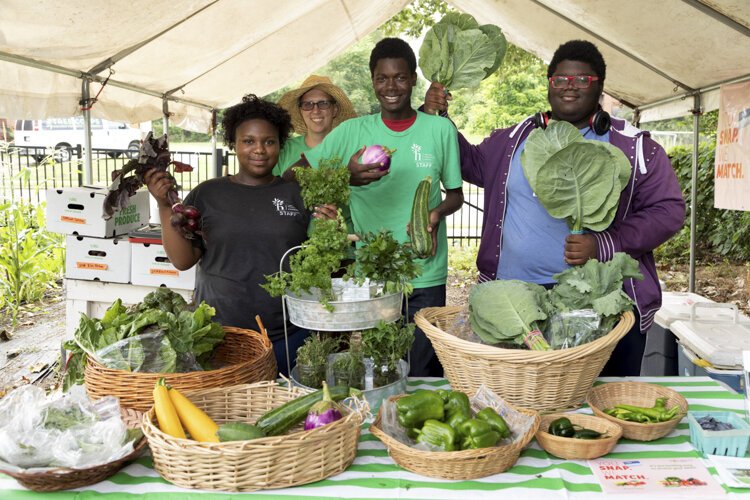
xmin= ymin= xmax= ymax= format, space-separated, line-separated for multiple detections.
xmin=521 ymin=120 xmax=631 ymax=233
xmin=468 ymin=252 xmax=642 ymax=348
xmin=361 ymin=319 xmax=415 ymax=387
xmin=344 ymin=229 xmax=422 ymax=295
xmin=419 ymin=12 xmax=507 ymax=91
xmin=293 ymin=156 xmax=350 ymax=209
xmin=63 ymin=288 xmax=225 ymax=390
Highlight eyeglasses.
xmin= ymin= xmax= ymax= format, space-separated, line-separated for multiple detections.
xmin=299 ymin=100 xmax=335 ymax=111
xmin=548 ymin=75 xmax=600 ymax=89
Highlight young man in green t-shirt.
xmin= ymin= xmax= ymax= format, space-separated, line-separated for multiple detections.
xmin=302 ymin=38 xmax=464 ymax=377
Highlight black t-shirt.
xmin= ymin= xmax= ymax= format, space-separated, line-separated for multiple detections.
xmin=183 ymin=176 xmax=310 ymax=341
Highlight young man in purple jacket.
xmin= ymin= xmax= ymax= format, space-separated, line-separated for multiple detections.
xmin=424 ymin=40 xmax=686 ymax=376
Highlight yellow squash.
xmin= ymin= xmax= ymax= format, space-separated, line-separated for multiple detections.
xmin=168 ymin=386 xmax=220 ymax=442
xmin=153 ymin=378 xmax=186 ymax=439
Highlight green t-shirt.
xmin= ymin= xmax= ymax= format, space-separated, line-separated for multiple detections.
xmin=304 ymin=111 xmax=462 ymax=288
xmin=272 ymin=135 xmax=310 ymax=176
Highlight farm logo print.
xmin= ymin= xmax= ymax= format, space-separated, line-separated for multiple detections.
xmin=412 ymin=143 xmax=434 ymax=169
xmin=272 ymin=198 xmax=300 ymax=217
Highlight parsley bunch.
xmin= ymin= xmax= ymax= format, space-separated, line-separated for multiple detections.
xmin=294 ymin=156 xmax=350 ymax=209
xmin=345 ymin=229 xmax=422 ymax=295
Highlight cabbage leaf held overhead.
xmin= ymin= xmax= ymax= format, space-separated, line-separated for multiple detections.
xmin=419 ymin=13 xmax=507 ymax=91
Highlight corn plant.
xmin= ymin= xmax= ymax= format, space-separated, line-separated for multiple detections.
xmin=0 ymin=200 xmax=64 ymax=327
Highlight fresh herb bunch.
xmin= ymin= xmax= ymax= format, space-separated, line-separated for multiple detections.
xmin=261 ymin=212 xmax=349 ymax=311
xmin=294 ymin=156 xmax=350 ymax=209
xmin=345 ymin=229 xmax=422 ymax=295
xmin=331 ymin=343 xmax=365 ymax=389
xmin=361 ymin=320 xmax=415 ymax=387
xmin=296 ymin=333 xmax=340 ymax=388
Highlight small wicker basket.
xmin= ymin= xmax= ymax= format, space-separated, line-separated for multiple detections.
xmin=85 ymin=325 xmax=276 ymax=411
xmin=369 ymin=394 xmax=539 ymax=480
xmin=0 ymin=408 xmax=146 ymax=492
xmin=141 ymin=381 xmax=365 ymax=492
xmin=536 ymin=413 xmax=622 ymax=460
xmin=587 ymin=381 xmax=688 ymax=441
xmin=415 ymin=307 xmax=634 ymax=411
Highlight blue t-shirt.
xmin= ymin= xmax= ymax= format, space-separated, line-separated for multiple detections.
xmin=497 ymin=127 xmax=610 ymax=283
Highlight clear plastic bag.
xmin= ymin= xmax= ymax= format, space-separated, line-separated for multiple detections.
xmin=94 ymin=330 xmax=202 ymax=373
xmin=446 ymin=307 xmax=486 ymax=344
xmin=0 ymin=385 xmax=138 ymax=470
xmin=544 ymin=309 xmax=603 ymax=349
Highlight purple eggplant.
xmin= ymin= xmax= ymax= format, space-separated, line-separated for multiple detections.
xmin=362 ymin=144 xmax=396 ymax=171
xmin=304 ymin=382 xmax=344 ymax=430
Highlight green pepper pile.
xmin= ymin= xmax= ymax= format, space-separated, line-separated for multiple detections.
xmin=547 ymin=417 xmax=603 ymax=439
xmin=603 ymin=397 xmax=680 ymax=424
xmin=395 ymin=389 xmax=510 ymax=451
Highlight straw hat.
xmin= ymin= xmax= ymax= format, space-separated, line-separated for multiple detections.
xmin=277 ymin=75 xmax=357 ymax=135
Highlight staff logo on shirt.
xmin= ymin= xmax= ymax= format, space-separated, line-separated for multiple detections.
xmin=411 ymin=143 xmax=434 ymax=168
xmin=272 ymin=198 xmax=300 ymax=216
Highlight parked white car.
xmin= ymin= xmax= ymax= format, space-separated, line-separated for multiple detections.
xmin=13 ymin=117 xmax=143 ymax=161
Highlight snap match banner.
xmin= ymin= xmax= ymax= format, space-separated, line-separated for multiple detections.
xmin=714 ymin=80 xmax=750 ymax=211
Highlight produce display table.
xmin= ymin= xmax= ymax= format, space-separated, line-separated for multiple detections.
xmin=2 ymin=376 xmax=750 ymax=499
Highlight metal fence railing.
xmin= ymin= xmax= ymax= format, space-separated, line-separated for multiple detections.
xmin=0 ymin=144 xmax=483 ymax=245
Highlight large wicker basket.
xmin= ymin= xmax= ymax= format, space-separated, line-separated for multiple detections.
xmin=85 ymin=325 xmax=276 ymax=411
xmin=370 ymin=394 xmax=539 ymax=480
xmin=141 ymin=381 xmax=365 ymax=492
xmin=0 ymin=408 xmax=147 ymax=492
xmin=415 ymin=307 xmax=634 ymax=411
xmin=587 ymin=381 xmax=688 ymax=441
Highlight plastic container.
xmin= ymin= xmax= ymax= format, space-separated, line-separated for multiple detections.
xmin=687 ymin=411 xmax=750 ymax=456
xmin=678 ymin=344 xmax=745 ymax=394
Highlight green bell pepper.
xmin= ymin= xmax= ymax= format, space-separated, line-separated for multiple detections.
xmin=476 ymin=407 xmax=510 ymax=439
xmin=458 ymin=418 xmax=501 ymax=450
xmin=548 ymin=417 xmax=575 ymax=437
xmin=445 ymin=391 xmax=471 ymax=417
xmin=435 ymin=389 xmax=451 ymax=403
xmin=445 ymin=407 xmax=471 ymax=431
xmin=396 ymin=391 xmax=445 ymax=429
xmin=415 ymin=419 xmax=458 ymax=451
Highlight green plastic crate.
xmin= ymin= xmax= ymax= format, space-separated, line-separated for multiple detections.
xmin=688 ymin=411 xmax=750 ymax=456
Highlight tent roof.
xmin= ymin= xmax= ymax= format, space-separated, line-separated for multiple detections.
xmin=1 ymin=0 xmax=748 ymax=131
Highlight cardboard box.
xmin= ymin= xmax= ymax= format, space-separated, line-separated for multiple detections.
xmin=46 ymin=186 xmax=150 ymax=237
xmin=130 ymin=241 xmax=196 ymax=289
xmin=65 ymin=234 xmax=131 ymax=283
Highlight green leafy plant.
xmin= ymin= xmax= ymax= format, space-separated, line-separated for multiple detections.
xmin=521 ymin=120 xmax=631 ymax=232
xmin=361 ymin=320 xmax=415 ymax=387
xmin=293 ymin=156 xmax=350 ymax=209
xmin=331 ymin=344 xmax=365 ymax=390
xmin=262 ymin=213 xmax=350 ymax=311
xmin=419 ymin=12 xmax=507 ymax=91
xmin=296 ymin=333 xmax=340 ymax=389
xmin=345 ymin=229 xmax=422 ymax=295
xmin=0 ymin=200 xmax=64 ymax=327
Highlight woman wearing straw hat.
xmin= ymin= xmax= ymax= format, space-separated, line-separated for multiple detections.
xmin=274 ymin=75 xmax=356 ymax=175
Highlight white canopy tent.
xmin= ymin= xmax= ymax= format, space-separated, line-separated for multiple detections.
xmin=1 ymin=0 xmax=749 ymax=289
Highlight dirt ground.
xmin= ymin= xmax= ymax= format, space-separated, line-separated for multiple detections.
xmin=1 ymin=262 xmax=748 ymax=396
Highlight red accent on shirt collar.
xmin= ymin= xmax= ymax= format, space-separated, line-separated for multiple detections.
xmin=382 ymin=114 xmax=417 ymax=132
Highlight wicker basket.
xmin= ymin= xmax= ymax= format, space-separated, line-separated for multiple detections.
xmin=415 ymin=307 xmax=634 ymax=411
xmin=0 ymin=408 xmax=147 ymax=492
xmin=85 ymin=325 xmax=276 ymax=411
xmin=587 ymin=381 xmax=688 ymax=441
xmin=141 ymin=381 xmax=365 ymax=492
xmin=536 ymin=413 xmax=622 ymax=460
xmin=369 ymin=394 xmax=539 ymax=480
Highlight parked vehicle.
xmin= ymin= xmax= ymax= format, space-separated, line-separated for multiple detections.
xmin=13 ymin=117 xmax=143 ymax=162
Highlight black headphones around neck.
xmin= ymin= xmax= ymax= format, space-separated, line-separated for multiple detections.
xmin=533 ymin=108 xmax=611 ymax=135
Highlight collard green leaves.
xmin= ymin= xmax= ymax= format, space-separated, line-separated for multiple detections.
xmin=419 ymin=13 xmax=507 ymax=91
xmin=468 ymin=280 xmax=548 ymax=344
xmin=521 ymin=120 xmax=632 ymax=232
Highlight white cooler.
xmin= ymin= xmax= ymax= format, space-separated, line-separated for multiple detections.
xmin=671 ymin=302 xmax=750 ymax=393
xmin=641 ymin=292 xmax=715 ymax=376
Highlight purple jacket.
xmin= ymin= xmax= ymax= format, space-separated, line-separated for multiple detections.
xmin=458 ymin=116 xmax=686 ymax=331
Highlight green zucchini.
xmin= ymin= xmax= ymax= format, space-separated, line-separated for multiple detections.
xmin=255 ymin=385 xmax=350 ymax=436
xmin=410 ymin=176 xmax=433 ymax=259
xmin=216 ymin=422 xmax=265 ymax=442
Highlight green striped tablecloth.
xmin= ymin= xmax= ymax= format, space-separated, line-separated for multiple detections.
xmin=2 ymin=376 xmax=749 ymax=499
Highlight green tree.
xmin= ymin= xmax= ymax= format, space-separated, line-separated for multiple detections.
xmin=382 ymin=0 xmax=453 ymax=38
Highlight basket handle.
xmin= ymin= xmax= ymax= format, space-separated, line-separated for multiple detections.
xmin=255 ymin=315 xmax=271 ymax=343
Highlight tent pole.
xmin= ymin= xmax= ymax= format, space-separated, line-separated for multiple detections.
xmin=80 ymin=78 xmax=93 ymax=185
xmin=210 ymin=109 xmax=218 ymax=179
xmin=162 ymin=98 xmax=170 ymax=135
xmin=688 ymin=93 xmax=702 ymax=293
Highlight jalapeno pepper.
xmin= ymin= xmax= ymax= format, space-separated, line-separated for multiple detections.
xmin=548 ymin=417 xmax=576 ymax=438
xmin=573 ymin=428 xmax=603 ymax=439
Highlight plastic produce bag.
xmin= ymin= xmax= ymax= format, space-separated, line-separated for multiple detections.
xmin=94 ymin=330 xmax=202 ymax=373
xmin=0 ymin=385 xmax=139 ymax=470
xmin=544 ymin=309 xmax=603 ymax=349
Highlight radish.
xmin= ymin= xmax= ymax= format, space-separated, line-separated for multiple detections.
xmin=362 ymin=145 xmax=396 ymax=171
